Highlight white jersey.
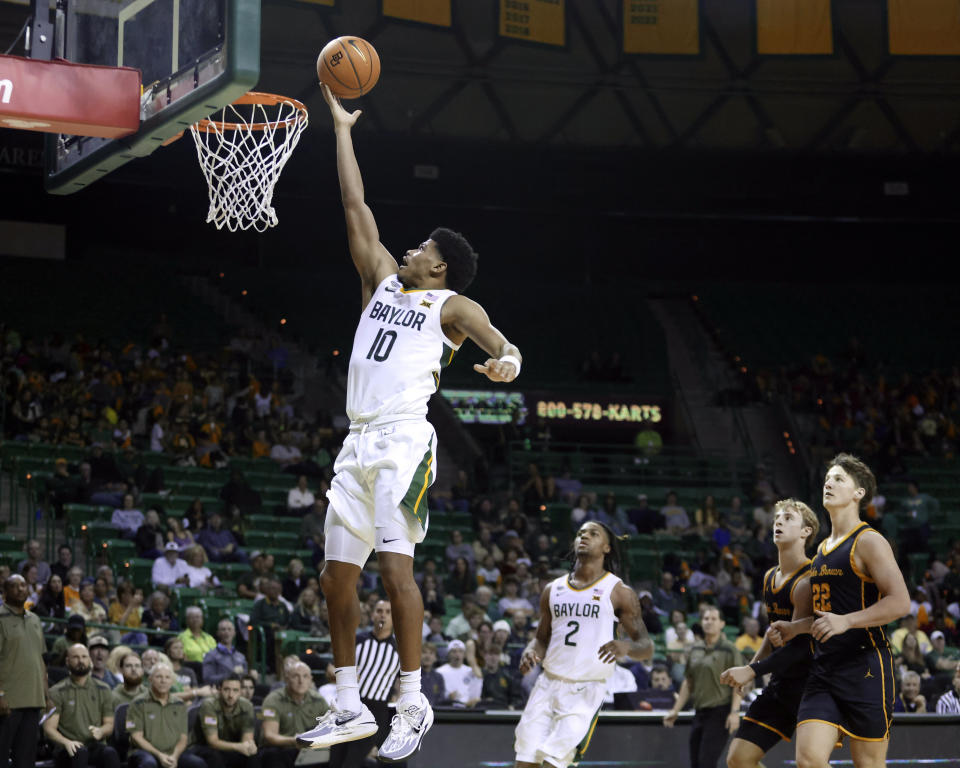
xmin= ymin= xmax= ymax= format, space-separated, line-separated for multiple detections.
xmin=542 ymin=571 xmax=621 ymax=683
xmin=346 ymin=274 xmax=460 ymax=424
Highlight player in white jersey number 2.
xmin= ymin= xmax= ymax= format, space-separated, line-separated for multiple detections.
xmin=515 ymin=521 xmax=654 ymax=768
xmin=297 ymin=84 xmax=523 ymax=763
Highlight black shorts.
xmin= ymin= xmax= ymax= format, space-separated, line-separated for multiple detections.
xmin=796 ymin=645 xmax=894 ymax=741
xmin=735 ymin=677 xmax=805 ymax=752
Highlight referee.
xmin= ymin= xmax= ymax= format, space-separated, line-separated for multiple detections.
xmin=330 ymin=600 xmax=401 ymax=768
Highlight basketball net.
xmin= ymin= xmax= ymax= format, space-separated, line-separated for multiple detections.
xmin=189 ymin=93 xmax=309 ymax=232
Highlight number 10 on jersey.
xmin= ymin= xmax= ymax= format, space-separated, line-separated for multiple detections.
xmin=367 ymin=329 xmax=397 ymax=362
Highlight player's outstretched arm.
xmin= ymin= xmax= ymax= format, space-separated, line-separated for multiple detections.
xmin=440 ymin=296 xmax=521 ymax=383
xmin=811 ymin=531 xmax=910 ymax=643
xmin=519 ymin=586 xmax=552 ymax=675
xmin=320 ymin=84 xmax=396 ymax=300
xmin=599 ymin=584 xmax=653 ymax=664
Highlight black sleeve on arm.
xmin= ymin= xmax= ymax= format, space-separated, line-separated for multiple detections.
xmin=749 ymin=636 xmax=811 ymax=678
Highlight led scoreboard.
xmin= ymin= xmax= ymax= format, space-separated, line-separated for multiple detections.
xmin=535 ymin=399 xmax=662 ymax=424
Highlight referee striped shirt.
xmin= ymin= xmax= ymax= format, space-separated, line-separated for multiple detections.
xmin=356 ymin=631 xmax=401 ymax=702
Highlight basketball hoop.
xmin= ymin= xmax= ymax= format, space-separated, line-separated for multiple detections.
xmin=189 ymin=92 xmax=308 ymax=232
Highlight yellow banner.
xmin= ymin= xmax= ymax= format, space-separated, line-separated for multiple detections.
xmin=382 ymin=0 xmax=451 ymax=26
xmin=623 ymin=0 xmax=698 ymax=55
xmin=888 ymin=0 xmax=960 ymax=55
xmin=500 ymin=0 xmax=565 ymax=47
xmin=756 ymin=0 xmax=832 ymax=54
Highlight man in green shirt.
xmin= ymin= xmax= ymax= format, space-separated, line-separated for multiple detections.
xmin=926 ymin=629 xmax=960 ymax=680
xmin=664 ymin=605 xmax=743 ymax=768
xmin=261 ymin=661 xmax=328 ymax=768
xmin=127 ymin=662 xmax=203 ymax=768
xmin=178 ymin=607 xmax=217 ymax=663
xmin=0 ymin=574 xmax=47 ymax=768
xmin=43 ymin=643 xmax=120 ymax=768
xmin=186 ymin=676 xmax=259 ymax=768
xmin=250 ymin=579 xmax=290 ymax=676
xmin=113 ymin=652 xmax=149 ymax=706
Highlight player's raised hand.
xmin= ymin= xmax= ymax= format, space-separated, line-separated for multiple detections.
xmin=320 ymin=83 xmax=361 ymax=128
xmin=519 ymin=648 xmax=541 ymax=674
xmin=811 ymin=610 xmax=849 ymax=642
xmin=719 ymin=665 xmax=755 ymax=689
xmin=474 ymin=358 xmax=518 ymax=383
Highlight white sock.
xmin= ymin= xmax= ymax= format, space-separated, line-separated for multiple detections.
xmin=335 ymin=666 xmax=361 ymax=713
xmin=397 ymin=668 xmax=422 ymax=707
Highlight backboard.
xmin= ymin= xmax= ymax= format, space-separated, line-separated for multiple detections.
xmin=44 ymin=0 xmax=260 ymax=194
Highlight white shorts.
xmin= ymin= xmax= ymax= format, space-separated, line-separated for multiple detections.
xmin=324 ymin=419 xmax=436 ymax=567
xmin=514 ymin=673 xmax=607 ymax=768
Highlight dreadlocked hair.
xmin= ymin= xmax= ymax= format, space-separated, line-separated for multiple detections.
xmin=566 ymin=521 xmax=627 ymax=578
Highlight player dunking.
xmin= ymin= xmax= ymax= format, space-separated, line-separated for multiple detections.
xmin=514 ymin=521 xmax=653 ymax=768
xmin=296 ymin=84 xmax=523 ymax=762
xmin=719 ymin=499 xmax=819 ymax=768
xmin=768 ymin=454 xmax=909 ymax=768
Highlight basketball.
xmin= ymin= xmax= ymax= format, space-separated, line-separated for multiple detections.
xmin=316 ymin=36 xmax=381 ymax=99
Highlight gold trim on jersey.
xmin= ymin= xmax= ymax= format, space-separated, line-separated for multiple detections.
xmin=742 ymin=716 xmax=790 ymax=742
xmin=565 ymin=571 xmax=611 ymax=592
xmin=819 ymin=521 xmax=870 ymax=556
xmin=771 ymin=559 xmax=813 ymax=593
xmin=848 ymin=528 xmax=876 ymax=583
xmin=797 ymin=719 xmax=888 ymax=742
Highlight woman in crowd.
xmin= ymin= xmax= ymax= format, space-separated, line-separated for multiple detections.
xmin=108 ymin=582 xmax=147 ymax=645
xmin=290 ymin=587 xmax=329 ymax=636
xmin=282 ymin=558 xmax=306 ymax=603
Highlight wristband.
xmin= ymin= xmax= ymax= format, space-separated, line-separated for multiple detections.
xmin=498 ymin=354 xmax=521 ymax=377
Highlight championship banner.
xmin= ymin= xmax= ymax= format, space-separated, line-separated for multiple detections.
xmin=499 ymin=0 xmax=565 ymax=47
xmin=756 ymin=0 xmax=832 ymax=54
xmin=888 ymin=0 xmax=960 ymax=55
xmin=623 ymin=0 xmax=699 ymax=55
xmin=382 ymin=0 xmax=451 ymax=26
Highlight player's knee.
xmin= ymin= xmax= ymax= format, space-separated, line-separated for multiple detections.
xmin=378 ymin=556 xmax=415 ymax=595
xmin=319 ymin=563 xmax=353 ymax=600
xmin=795 ymin=749 xmax=826 ymax=768
xmin=726 ymin=749 xmax=748 ymax=768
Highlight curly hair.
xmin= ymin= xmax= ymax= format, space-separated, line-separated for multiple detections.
xmin=430 ymin=227 xmax=478 ymax=294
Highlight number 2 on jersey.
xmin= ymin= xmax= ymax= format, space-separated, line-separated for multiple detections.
xmin=811 ymin=583 xmax=831 ymax=612
xmin=366 ymin=329 xmax=397 ymax=362
xmin=564 ymin=620 xmax=580 ymax=646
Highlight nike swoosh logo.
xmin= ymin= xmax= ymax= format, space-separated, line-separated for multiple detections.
xmin=383 ymin=538 xmax=400 ymax=544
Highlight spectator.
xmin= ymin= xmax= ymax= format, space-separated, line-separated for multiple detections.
xmin=251 ymin=579 xmax=291 ymax=674
xmin=185 ymin=675 xmax=259 ymax=768
xmin=436 ymin=639 xmax=482 ymax=707
xmin=164 ymin=637 xmax=199 ymax=692
xmin=445 ymin=530 xmax=475 ymax=572
xmin=638 ymin=665 xmax=677 ymax=710
xmin=152 ymin=543 xmax=190 ymax=588
xmin=299 ymin=499 xmax=325 ymax=565
xmin=925 ymin=630 xmax=960 ymax=679
xmin=269 ymin=433 xmax=301 ymax=468
xmin=899 ymin=633 xmax=928 ymax=677
xmin=127 ymin=662 xmax=202 ymax=768
xmin=479 ymin=644 xmax=525 ymax=709
xmin=50 ymin=614 xmax=89 ymax=665
xmin=260 ymin=662 xmax=328 ymax=768
xmin=219 ymin=471 xmax=262 ymax=516
xmin=900 ymin=481 xmax=936 ymax=559
xmin=113 ymin=653 xmax=147 ymax=705
xmin=43 ymin=643 xmax=120 ymax=768
xmin=286 ymin=475 xmax=314 ymax=515
xmin=571 ymin=494 xmax=594 ymax=527
xmin=51 ymin=544 xmax=75 ymax=583
xmin=182 ymin=546 xmax=219 ymax=589
xmin=111 ymin=494 xmax=145 ymax=539
xmin=35 ymin=572 xmax=67 ymax=622
xmin=289 ymin=588 xmax=327 ymax=636
xmin=595 ymin=492 xmax=632 ymax=536
xmin=70 ymin=581 xmax=108 ymax=632
xmin=653 ymin=572 xmax=682 ymax=617
xmin=663 ymin=606 xmax=742 ymax=768
xmin=424 ymin=615 xmax=447 ymax=645
xmin=16 ymin=539 xmax=51 ymax=585
xmin=107 ymin=583 xmax=147 ymax=646
xmin=165 ymin=516 xmax=195 ymax=553
xmin=472 ymin=527 xmax=504 ymax=566
xmin=891 ymin=613 xmax=932 ymax=655
xmin=135 ymin=510 xmax=165 ymax=559
xmin=141 ymin=592 xmax=179 ymax=647
xmin=89 ymin=635 xmax=121 ymax=688
xmin=239 ymin=676 xmax=257 ymax=704
xmin=0 ymin=575 xmax=47 ymax=768
xmin=725 ymin=497 xmax=748 ymax=539
xmin=664 ymin=610 xmax=696 ymax=686
xmin=936 ymin=666 xmax=960 ymax=714
xmin=197 ymin=512 xmax=246 ymax=564
xmin=447 ymin=557 xmax=474 ymax=600
xmin=893 ymin=670 xmax=927 ymax=713
xmin=419 ymin=641 xmax=449 ymax=709
xmin=660 ymin=492 xmax=691 ymax=532
xmin=476 ymin=554 xmax=502 ymax=589
xmin=498 ymin=577 xmax=534 ymax=620
xmin=638 ymin=591 xmax=663 ymax=635
xmin=735 ymin=617 xmax=763 ymax=656
xmin=717 ymin=569 xmax=750 ymax=624
xmin=694 ymin=495 xmax=720 ymax=536
xmin=281 ymin=559 xmax=306 ymax=604
xmin=627 ymin=494 xmax=665 ymax=535
xmin=179 ymin=607 xmax=216 ymax=663
xmin=203 ymin=618 xmax=251 ymax=686
xmin=236 ymin=552 xmax=273 ymax=600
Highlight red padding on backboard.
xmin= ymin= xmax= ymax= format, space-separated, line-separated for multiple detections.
xmin=0 ymin=55 xmax=141 ymax=138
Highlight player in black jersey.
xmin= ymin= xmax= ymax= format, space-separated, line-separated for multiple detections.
xmin=719 ymin=499 xmax=818 ymax=768
xmin=768 ymin=454 xmax=909 ymax=768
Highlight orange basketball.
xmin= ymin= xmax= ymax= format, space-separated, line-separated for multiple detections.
xmin=317 ymin=36 xmax=381 ymax=99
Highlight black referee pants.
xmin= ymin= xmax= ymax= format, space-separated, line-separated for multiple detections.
xmin=329 ymin=699 xmax=405 ymax=768
xmin=0 ymin=707 xmax=40 ymax=768
xmin=689 ymin=705 xmax=730 ymax=768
